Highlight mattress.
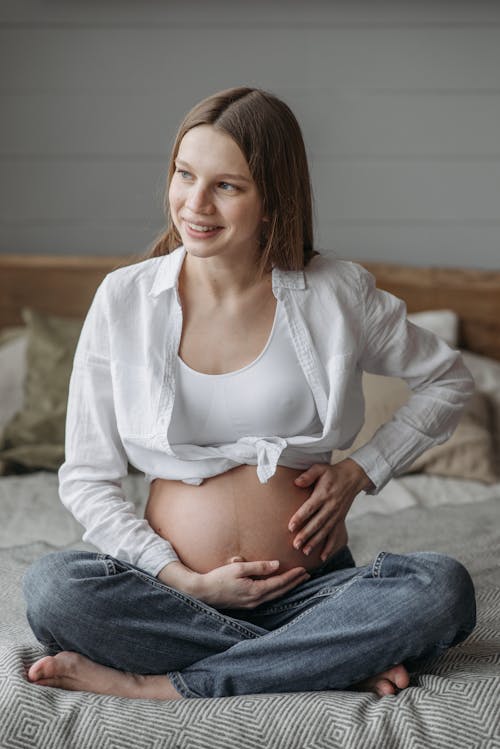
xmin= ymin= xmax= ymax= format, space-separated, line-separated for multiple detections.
xmin=1 ymin=471 xmax=499 ymax=749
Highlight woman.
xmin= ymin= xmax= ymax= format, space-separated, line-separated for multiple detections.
xmin=23 ymin=87 xmax=476 ymax=701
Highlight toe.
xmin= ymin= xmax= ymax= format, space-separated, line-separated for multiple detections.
xmin=374 ymin=678 xmax=396 ymax=697
xmin=393 ymin=666 xmax=410 ymax=690
xmin=384 ymin=665 xmax=410 ymax=690
xmin=28 ymin=656 xmax=54 ymax=682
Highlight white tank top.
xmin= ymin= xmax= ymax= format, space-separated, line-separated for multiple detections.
xmin=169 ymin=300 xmax=322 ymax=446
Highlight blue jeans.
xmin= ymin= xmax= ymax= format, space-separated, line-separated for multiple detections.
xmin=22 ymin=547 xmax=476 ymax=698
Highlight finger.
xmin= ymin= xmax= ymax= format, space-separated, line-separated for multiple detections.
xmin=247 ymin=565 xmax=306 ymax=594
xmin=288 ymin=493 xmax=324 ymax=533
xmin=292 ymin=507 xmax=336 ymax=550
xmin=245 ymin=567 xmax=308 ymax=606
xmin=234 ymin=560 xmax=280 ymax=578
xmin=256 ymin=569 xmax=311 ymax=605
xmin=292 ymin=501 xmax=335 ymax=549
xmin=320 ymin=532 xmax=338 ymax=562
xmin=293 ymin=464 xmax=328 ymax=489
xmin=299 ymin=520 xmax=334 ymax=555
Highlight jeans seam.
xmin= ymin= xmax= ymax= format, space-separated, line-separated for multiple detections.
xmin=97 ymin=552 xmax=116 ymax=576
xmin=102 ymin=555 xmax=260 ymax=640
xmin=36 ymin=637 xmax=60 ymax=650
xmin=372 ymin=551 xmax=387 ymax=578
xmin=167 ymin=671 xmax=202 ymax=699
xmin=261 ymin=573 xmax=364 ymax=639
xmin=253 ymin=548 xmax=357 ymax=616
xmin=253 ymin=587 xmax=333 ymax=615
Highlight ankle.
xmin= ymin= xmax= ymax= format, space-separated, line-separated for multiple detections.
xmin=131 ymin=673 xmax=183 ymax=700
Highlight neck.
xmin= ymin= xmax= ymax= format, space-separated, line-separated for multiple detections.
xmin=182 ymin=250 xmax=270 ymax=300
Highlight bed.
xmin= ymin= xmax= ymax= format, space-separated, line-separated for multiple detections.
xmin=0 ymin=253 xmax=499 ymax=749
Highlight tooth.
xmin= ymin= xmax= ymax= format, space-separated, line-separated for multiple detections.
xmin=189 ymin=223 xmax=217 ymax=232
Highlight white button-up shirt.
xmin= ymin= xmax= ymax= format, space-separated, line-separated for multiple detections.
xmin=58 ymin=246 xmax=474 ymax=576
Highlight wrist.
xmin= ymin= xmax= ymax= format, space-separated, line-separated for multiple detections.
xmin=343 ymin=458 xmax=375 ymax=492
xmin=157 ymin=560 xmax=201 ymax=597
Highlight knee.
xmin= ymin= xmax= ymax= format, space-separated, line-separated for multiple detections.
xmin=22 ymin=551 xmax=97 ymax=631
xmin=23 ymin=552 xmax=68 ymax=624
xmin=407 ymin=552 xmax=476 ymax=637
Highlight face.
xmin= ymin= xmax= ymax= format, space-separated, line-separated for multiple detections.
xmin=169 ymin=124 xmax=265 ymax=265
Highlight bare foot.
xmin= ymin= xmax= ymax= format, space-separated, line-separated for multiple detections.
xmin=354 ymin=664 xmax=410 ymax=697
xmin=26 ymin=651 xmax=183 ymax=701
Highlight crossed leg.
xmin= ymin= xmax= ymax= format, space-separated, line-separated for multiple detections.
xmin=23 ymin=549 xmax=474 ymax=700
xmin=27 ymin=651 xmax=409 ymax=699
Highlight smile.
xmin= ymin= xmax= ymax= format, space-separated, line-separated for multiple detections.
xmin=187 ymin=222 xmax=222 ymax=232
xmin=183 ymin=220 xmax=224 ymax=239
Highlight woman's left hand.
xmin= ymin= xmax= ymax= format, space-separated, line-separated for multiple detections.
xmin=288 ymin=459 xmax=374 ymax=562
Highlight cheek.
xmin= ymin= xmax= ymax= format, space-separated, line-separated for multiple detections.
xmin=168 ymin=181 xmax=182 ymax=218
xmin=232 ymin=200 xmax=263 ymax=232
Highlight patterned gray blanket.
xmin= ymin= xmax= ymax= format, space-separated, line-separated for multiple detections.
xmin=1 ymin=475 xmax=499 ymax=749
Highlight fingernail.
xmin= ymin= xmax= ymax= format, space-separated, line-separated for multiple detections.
xmin=289 ymin=523 xmax=296 ymax=532
xmin=294 ymin=541 xmax=301 ymax=550
xmin=303 ymin=547 xmax=311 ymax=556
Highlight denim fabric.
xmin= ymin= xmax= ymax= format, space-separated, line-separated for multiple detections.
xmin=22 ymin=546 xmax=476 ymax=699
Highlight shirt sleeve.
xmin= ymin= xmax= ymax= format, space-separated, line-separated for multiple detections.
xmin=348 ymin=265 xmax=475 ymax=494
xmin=58 ymin=276 xmax=180 ymax=577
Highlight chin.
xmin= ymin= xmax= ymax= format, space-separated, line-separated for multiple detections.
xmin=183 ymin=243 xmax=222 ymax=258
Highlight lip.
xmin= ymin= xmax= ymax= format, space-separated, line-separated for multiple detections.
xmin=183 ymin=220 xmax=224 ymax=239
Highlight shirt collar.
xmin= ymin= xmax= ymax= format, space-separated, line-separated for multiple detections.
xmin=272 ymin=266 xmax=306 ymax=290
xmin=148 ymin=246 xmax=186 ymax=297
xmin=148 ymin=245 xmax=306 ymax=297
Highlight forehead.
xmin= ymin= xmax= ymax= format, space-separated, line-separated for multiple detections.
xmin=176 ymin=125 xmax=251 ymax=176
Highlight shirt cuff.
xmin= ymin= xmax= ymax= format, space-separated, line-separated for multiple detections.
xmin=135 ymin=542 xmax=180 ymax=578
xmin=347 ymin=445 xmax=394 ymax=495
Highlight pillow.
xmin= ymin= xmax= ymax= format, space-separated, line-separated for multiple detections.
xmin=0 ymin=325 xmax=26 ymax=347
xmin=0 ymin=309 xmax=82 ymax=473
xmin=331 ymin=372 xmax=498 ymax=484
xmin=0 ymin=327 xmax=27 ymax=434
xmin=461 ymin=350 xmax=500 ymax=474
xmin=407 ymin=309 xmax=459 ymax=348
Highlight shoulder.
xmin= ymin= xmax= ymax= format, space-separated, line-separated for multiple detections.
xmin=98 ymin=249 xmax=182 ymax=308
xmin=103 ymin=255 xmax=165 ymax=293
xmin=304 ymin=252 xmax=372 ymax=292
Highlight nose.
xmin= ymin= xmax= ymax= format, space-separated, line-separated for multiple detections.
xmin=186 ymin=183 xmax=214 ymax=214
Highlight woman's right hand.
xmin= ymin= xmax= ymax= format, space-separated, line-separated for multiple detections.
xmin=157 ymin=557 xmax=310 ymax=609
xmin=195 ymin=557 xmax=311 ymax=609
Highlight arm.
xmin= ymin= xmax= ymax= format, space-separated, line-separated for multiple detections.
xmin=58 ymin=277 xmax=179 ymax=578
xmin=349 ymin=265 xmax=475 ymax=492
xmin=288 ymin=265 xmax=474 ymax=560
xmin=60 ymin=279 xmax=310 ymax=606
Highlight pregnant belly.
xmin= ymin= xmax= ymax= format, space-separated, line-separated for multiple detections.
xmin=144 ymin=464 xmax=347 ymax=574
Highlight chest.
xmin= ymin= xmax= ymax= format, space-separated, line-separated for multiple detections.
xmin=170 ymin=299 xmax=324 ymax=444
xmin=178 ymin=294 xmax=278 ymax=375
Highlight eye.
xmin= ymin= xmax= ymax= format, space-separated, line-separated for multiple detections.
xmin=175 ymin=168 xmax=192 ymax=179
xmin=218 ymin=181 xmax=237 ymax=192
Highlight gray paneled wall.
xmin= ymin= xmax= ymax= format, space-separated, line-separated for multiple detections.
xmin=1 ymin=0 xmax=499 ymax=268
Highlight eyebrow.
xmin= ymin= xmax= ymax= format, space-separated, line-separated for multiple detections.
xmin=175 ymin=158 xmax=252 ymax=183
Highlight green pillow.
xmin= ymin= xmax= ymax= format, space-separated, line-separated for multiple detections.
xmin=0 ymin=309 xmax=82 ymax=473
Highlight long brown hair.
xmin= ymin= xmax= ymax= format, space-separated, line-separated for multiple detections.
xmin=144 ymin=87 xmax=316 ymax=275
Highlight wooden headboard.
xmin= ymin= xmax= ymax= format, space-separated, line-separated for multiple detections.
xmin=1 ymin=253 xmax=499 ymax=361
